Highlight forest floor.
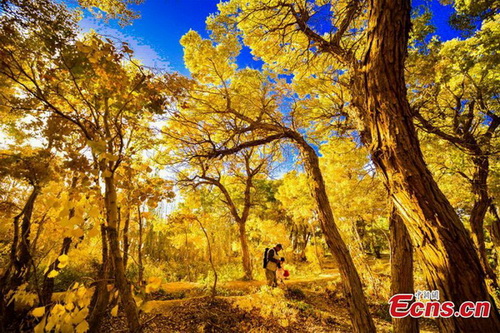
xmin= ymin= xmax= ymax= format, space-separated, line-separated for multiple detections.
xmin=101 ymin=268 xmax=439 ymax=332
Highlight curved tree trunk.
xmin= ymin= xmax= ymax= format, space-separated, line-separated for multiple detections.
xmin=350 ymin=0 xmax=500 ymax=330
xmin=293 ymin=134 xmax=376 ymax=333
xmin=470 ymin=155 xmax=497 ymax=285
xmin=389 ymin=205 xmax=417 ymax=333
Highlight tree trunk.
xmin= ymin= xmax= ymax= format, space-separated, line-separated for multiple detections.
xmin=88 ymin=224 xmax=110 ymax=332
xmin=389 ymin=205 xmax=417 ymax=333
xmin=238 ymin=221 xmax=253 ymax=280
xmin=292 ymin=134 xmax=376 ymax=333
xmin=137 ymin=206 xmax=144 ymax=287
xmin=470 ymin=155 xmax=497 ymax=285
xmin=123 ymin=206 xmax=130 ymax=269
xmin=104 ymin=175 xmax=140 ymax=332
xmin=350 ymin=0 xmax=500 ymax=330
xmin=0 ymin=185 xmax=39 ymax=332
xmin=41 ymin=237 xmax=72 ymax=305
xmin=13 ymin=186 xmax=39 ymax=286
xmin=489 ymin=204 xmax=500 ymax=275
xmin=195 ymin=217 xmax=218 ymax=297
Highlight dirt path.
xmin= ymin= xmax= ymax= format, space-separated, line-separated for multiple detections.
xmin=160 ymin=269 xmax=340 ymax=294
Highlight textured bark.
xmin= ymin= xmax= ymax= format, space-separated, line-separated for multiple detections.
xmin=416 ymin=98 xmax=499 ymax=285
xmin=469 ymin=155 xmax=497 ymax=284
xmin=293 ymin=134 xmax=376 ymax=333
xmin=104 ymin=175 xmax=140 ymax=332
xmin=490 ymin=204 xmax=500 ymax=274
xmin=389 ymin=206 xmax=417 ymax=333
xmin=349 ymin=0 xmax=500 ymax=330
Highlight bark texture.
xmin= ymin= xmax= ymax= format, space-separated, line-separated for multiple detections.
xmin=389 ymin=205 xmax=417 ymax=333
xmin=294 ymin=133 xmax=376 ymax=333
xmin=350 ymin=0 xmax=500 ymax=330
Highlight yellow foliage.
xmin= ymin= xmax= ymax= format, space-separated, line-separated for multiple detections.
xmin=32 ymin=306 xmax=45 ymax=317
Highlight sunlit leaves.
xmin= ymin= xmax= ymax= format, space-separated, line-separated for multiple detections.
xmin=32 ymin=306 xmax=46 ymax=317
xmin=33 ymin=283 xmax=93 ymax=333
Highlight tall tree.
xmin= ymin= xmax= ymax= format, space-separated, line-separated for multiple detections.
xmin=166 ymin=29 xmax=376 ymax=332
xmin=0 ymin=3 xmax=169 ymax=327
xmin=409 ymin=14 xmax=500 ymax=284
xmin=211 ymin=0 xmax=500 ymax=330
xmin=0 ymin=150 xmax=53 ymax=329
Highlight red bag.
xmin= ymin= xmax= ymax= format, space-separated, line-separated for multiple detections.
xmin=283 ymin=270 xmax=290 ymax=278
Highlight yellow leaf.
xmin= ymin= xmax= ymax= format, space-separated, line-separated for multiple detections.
xmin=88 ymin=206 xmax=100 ymax=219
xmin=58 ymin=254 xmax=69 ymax=263
xmin=71 ymin=228 xmax=84 ymax=238
xmin=47 ymin=270 xmax=59 ymax=278
xmin=111 ymin=305 xmax=118 ymax=317
xmin=65 ymin=301 xmax=74 ymax=311
xmin=58 ymin=254 xmax=69 ymax=268
xmin=32 ymin=306 xmax=45 ymax=317
xmin=141 ymin=301 xmax=154 ymax=313
xmin=72 ymin=308 xmax=89 ymax=324
xmin=88 ymin=226 xmax=99 ymax=238
xmin=102 ymin=170 xmax=112 ymax=178
xmin=75 ymin=320 xmax=89 ymax=333
xmin=34 ymin=317 xmax=46 ymax=333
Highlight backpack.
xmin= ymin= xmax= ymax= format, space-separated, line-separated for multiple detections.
xmin=263 ymin=248 xmax=270 ymax=268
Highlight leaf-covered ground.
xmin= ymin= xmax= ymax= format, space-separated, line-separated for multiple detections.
xmin=101 ymin=277 xmax=439 ymax=332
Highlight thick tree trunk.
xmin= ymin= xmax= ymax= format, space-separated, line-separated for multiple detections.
xmin=104 ymin=175 xmax=140 ymax=332
xmin=350 ymin=0 xmax=500 ymax=330
xmin=470 ymin=155 xmax=497 ymax=284
xmin=293 ymin=134 xmax=376 ymax=333
xmin=238 ymin=221 xmax=252 ymax=280
xmin=389 ymin=205 xmax=417 ymax=333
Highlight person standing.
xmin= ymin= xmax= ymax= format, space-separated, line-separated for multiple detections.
xmin=264 ymin=244 xmax=283 ymax=287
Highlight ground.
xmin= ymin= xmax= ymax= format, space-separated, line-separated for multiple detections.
xmin=101 ymin=270 xmax=439 ymax=332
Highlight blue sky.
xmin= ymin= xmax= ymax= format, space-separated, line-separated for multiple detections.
xmin=79 ymin=0 xmax=463 ymax=75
